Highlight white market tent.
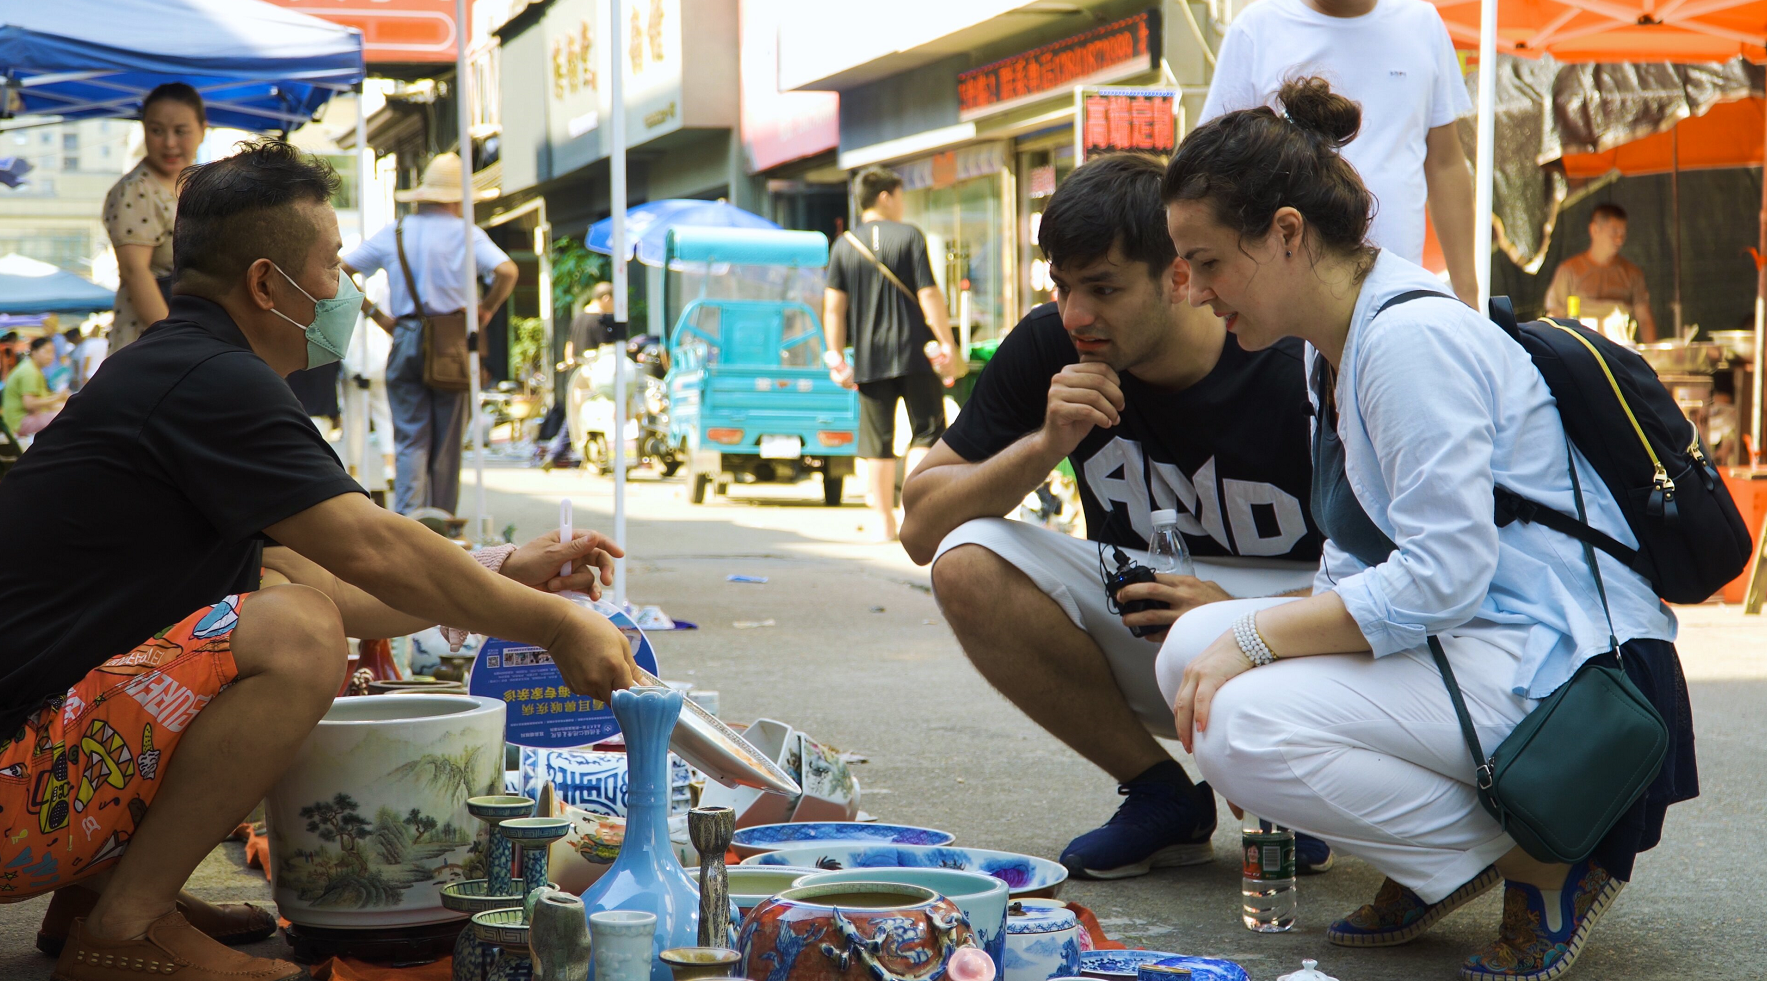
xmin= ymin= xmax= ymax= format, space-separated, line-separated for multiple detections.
xmin=0 ymin=0 xmax=365 ymax=133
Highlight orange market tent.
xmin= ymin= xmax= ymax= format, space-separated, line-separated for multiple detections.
xmin=1432 ymin=0 xmax=1767 ymax=453
xmin=1560 ymin=95 xmax=1764 ymax=176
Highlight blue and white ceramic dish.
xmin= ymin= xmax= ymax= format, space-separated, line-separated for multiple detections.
xmin=1078 ymin=951 xmax=1248 ymax=981
xmin=1003 ymin=902 xmax=1080 ymax=981
xmin=730 ymin=821 xmax=956 ymax=859
xmin=743 ymin=844 xmax=1067 ymax=898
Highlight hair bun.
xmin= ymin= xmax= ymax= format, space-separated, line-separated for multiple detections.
xmin=1277 ymin=77 xmax=1361 ymax=149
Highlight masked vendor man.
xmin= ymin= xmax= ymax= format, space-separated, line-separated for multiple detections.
xmin=1544 ymin=202 xmax=1657 ymax=342
xmin=0 ymin=140 xmax=637 ymax=981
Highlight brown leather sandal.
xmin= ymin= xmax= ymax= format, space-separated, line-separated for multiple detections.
xmin=38 ymin=889 xmax=278 ymax=957
xmin=54 ymin=911 xmax=307 ymax=981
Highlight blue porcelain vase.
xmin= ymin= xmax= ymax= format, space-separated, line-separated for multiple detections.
xmin=580 ymin=687 xmax=702 ymax=981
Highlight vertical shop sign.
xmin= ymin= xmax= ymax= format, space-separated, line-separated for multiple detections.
xmin=958 ymin=10 xmax=1159 ymax=121
xmin=1075 ymin=86 xmax=1178 ymax=163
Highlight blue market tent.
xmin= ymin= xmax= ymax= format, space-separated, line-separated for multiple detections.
xmin=0 ymin=0 xmax=365 ymax=133
xmin=0 ymin=254 xmax=114 ymax=314
xmin=587 ymin=200 xmax=779 ymax=267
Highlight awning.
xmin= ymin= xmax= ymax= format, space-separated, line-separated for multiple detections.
xmin=1433 ymin=0 xmax=1767 ymax=63
xmin=0 ymin=253 xmax=114 ymax=314
xmin=0 ymin=0 xmax=366 ymax=133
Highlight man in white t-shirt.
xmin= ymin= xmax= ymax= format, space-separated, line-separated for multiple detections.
xmin=1200 ymin=0 xmax=1477 ymax=306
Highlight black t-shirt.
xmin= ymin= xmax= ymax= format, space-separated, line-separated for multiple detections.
xmin=943 ymin=303 xmax=1322 ymax=561
xmin=0 ymin=296 xmax=364 ymax=735
xmin=825 ymin=219 xmax=940 ymax=383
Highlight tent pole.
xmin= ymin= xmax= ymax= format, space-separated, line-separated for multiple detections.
xmin=348 ymin=89 xmax=371 ymax=485
xmin=457 ymin=0 xmax=485 ymax=540
xmin=1671 ymin=125 xmax=1684 ymax=340
xmin=1473 ymin=0 xmax=1497 ymax=313
xmin=1754 ymin=94 xmax=1766 ymax=464
xmin=611 ymin=0 xmax=628 ymax=609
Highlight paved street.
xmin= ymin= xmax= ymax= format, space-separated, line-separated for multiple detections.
xmin=3 ymin=464 xmax=1764 ymax=980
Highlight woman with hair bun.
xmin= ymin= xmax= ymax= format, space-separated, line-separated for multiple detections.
xmin=1153 ymin=78 xmax=1695 ymax=981
xmin=103 ymin=82 xmax=206 ymax=349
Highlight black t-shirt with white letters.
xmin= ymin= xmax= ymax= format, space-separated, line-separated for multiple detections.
xmin=942 ymin=303 xmax=1322 ymax=560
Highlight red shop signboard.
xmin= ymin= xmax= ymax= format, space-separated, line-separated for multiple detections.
xmin=1075 ymin=86 xmax=1178 ymax=163
xmin=957 ymin=10 xmax=1158 ymax=121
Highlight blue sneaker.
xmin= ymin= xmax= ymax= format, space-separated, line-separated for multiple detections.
xmin=1060 ymin=775 xmax=1216 ymax=880
xmin=1295 ymin=832 xmax=1334 ymax=875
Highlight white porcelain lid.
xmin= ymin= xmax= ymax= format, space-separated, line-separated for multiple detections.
xmin=1005 ymin=902 xmax=1076 ymax=935
xmin=1276 ymin=959 xmax=1339 ymax=981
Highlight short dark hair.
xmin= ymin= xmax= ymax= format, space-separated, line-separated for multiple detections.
xmin=174 ymin=139 xmax=340 ymax=288
xmin=29 ymin=336 xmax=53 ymax=354
xmin=63 ymin=328 xmax=81 ymax=344
xmin=142 ymin=82 xmax=206 ymax=126
xmin=1592 ymin=203 xmax=1628 ymax=224
xmin=856 ymin=167 xmax=903 ymax=209
xmin=1 ymin=331 xmax=17 ymax=344
xmin=1164 ymin=77 xmax=1374 ymax=263
xmin=1039 ymin=153 xmax=1175 ymax=279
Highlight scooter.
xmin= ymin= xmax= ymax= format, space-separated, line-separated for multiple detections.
xmin=566 ymin=337 xmax=684 ymax=477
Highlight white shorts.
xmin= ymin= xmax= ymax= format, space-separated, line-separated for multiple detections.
xmin=932 ymin=517 xmax=1318 ymax=738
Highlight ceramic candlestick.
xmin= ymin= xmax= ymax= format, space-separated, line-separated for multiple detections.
xmin=592 ymin=910 xmax=659 ymax=981
xmin=688 ymin=806 xmax=735 ymax=947
xmin=445 ymin=796 xmax=537 ymax=981
xmin=471 ymin=816 xmax=572 ymax=981
xmin=530 ymin=889 xmax=592 ymax=981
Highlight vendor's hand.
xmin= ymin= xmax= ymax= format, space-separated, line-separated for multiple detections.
xmin=1040 ymin=363 xmax=1123 ymax=458
xmin=1115 ymin=574 xmax=1234 ymax=642
xmin=548 ymin=605 xmax=639 ymax=702
xmin=829 ymin=361 xmax=856 ymax=390
xmin=502 ymin=530 xmax=624 ymax=598
xmin=1173 ymin=629 xmax=1256 ymax=754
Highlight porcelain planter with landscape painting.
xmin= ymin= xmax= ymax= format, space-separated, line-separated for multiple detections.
xmin=264 ymin=694 xmax=506 ymax=929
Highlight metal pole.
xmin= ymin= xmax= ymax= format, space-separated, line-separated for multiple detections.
xmin=350 ymin=89 xmax=371 ymax=482
xmin=611 ymin=0 xmax=628 ymax=608
xmin=457 ymin=0 xmax=485 ymax=539
xmin=1671 ymin=124 xmax=1684 ymax=339
xmin=1754 ymin=94 xmax=1766 ymax=463
xmin=536 ymin=205 xmax=554 ymax=406
xmin=1472 ymin=0 xmax=1498 ymax=313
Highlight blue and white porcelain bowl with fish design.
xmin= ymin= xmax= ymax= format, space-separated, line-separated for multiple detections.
xmin=743 ymin=844 xmax=1067 ymax=898
xmin=730 ymin=821 xmax=955 ymax=859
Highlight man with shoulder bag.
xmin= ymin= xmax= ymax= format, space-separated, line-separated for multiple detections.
xmin=343 ymin=152 xmax=519 ymax=515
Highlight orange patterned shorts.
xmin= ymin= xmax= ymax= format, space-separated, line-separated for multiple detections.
xmin=0 ymin=595 xmax=245 ymax=901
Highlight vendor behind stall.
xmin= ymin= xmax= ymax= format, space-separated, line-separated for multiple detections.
xmin=0 ymin=140 xmax=637 ymax=981
xmin=1544 ymin=202 xmax=1657 ymax=341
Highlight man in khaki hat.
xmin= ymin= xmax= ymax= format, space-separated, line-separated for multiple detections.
xmin=343 ymin=152 xmax=519 ymax=514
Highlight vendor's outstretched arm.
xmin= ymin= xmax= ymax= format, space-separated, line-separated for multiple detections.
xmin=899 ymin=432 xmax=1068 ymax=565
xmin=267 ymin=493 xmax=636 ymax=699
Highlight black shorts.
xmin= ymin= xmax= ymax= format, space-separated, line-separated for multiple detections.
xmin=856 ymin=372 xmax=947 ymax=459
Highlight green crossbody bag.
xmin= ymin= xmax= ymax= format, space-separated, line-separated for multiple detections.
xmin=1430 ymin=437 xmax=1669 ymax=864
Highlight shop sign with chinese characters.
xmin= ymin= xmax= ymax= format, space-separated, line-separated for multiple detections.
xmin=958 ymin=10 xmax=1158 ymax=121
xmin=1075 ymin=86 xmax=1178 ymax=163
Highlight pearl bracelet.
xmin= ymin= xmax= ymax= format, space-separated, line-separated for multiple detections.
xmin=1232 ymin=612 xmax=1277 ymax=667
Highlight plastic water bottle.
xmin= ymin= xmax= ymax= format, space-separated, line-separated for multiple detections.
xmin=1147 ymin=509 xmax=1195 ymax=576
xmin=1242 ymin=813 xmax=1296 ymax=932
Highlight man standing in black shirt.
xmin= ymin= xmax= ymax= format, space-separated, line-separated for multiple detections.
xmin=0 ymin=141 xmax=636 ymax=981
xmin=824 ymin=167 xmax=960 ymax=541
xmin=902 ymin=155 xmax=1330 ymax=882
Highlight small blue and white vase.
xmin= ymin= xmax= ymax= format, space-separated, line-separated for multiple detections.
xmin=1002 ymin=902 xmax=1080 ymax=981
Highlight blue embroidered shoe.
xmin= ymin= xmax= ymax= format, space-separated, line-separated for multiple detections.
xmin=1059 ymin=773 xmax=1216 ymax=880
xmin=1459 ymin=859 xmax=1625 ymax=981
xmin=1295 ymin=832 xmax=1334 ymax=875
xmin=1328 ymin=866 xmax=1501 ymax=947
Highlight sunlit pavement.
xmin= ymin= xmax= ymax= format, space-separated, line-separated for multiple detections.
xmin=4 ymin=462 xmax=1762 ymax=980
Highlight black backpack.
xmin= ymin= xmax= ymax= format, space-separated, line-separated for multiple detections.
xmin=1379 ymin=291 xmax=1753 ymax=604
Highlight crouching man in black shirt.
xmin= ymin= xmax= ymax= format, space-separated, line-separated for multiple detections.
xmin=0 ymin=141 xmax=636 ymax=981
xmin=901 ymin=154 xmax=1328 ymax=882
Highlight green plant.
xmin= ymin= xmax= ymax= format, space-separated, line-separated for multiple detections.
xmin=510 ymin=315 xmax=547 ymax=383
xmin=550 ymin=236 xmax=608 ymax=319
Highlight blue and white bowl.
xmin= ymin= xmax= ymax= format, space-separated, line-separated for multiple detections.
xmin=1078 ymin=951 xmax=1249 ymax=981
xmin=730 ymin=821 xmax=955 ymax=859
xmin=742 ymin=844 xmax=1067 ymax=898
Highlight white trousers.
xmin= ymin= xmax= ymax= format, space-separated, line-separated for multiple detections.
xmin=933 ymin=517 xmax=1318 ymax=738
xmin=1155 ymin=598 xmax=1532 ymax=903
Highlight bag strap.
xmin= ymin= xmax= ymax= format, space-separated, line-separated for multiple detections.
xmin=393 ymin=218 xmax=431 ymax=326
xmin=1492 ymin=485 xmax=1642 ymax=572
xmin=1564 ymin=433 xmax=1623 ymax=657
xmin=842 ymin=228 xmax=920 ymax=304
